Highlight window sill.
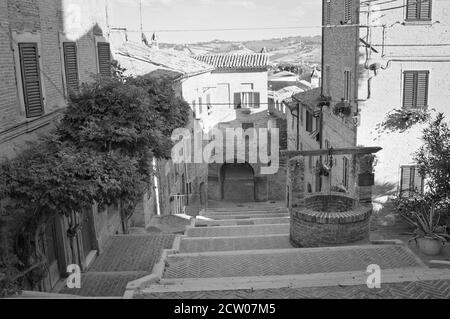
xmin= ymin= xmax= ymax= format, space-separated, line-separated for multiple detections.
xmin=402 ymin=20 xmax=433 ymax=26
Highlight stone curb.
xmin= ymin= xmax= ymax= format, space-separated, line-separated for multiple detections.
xmin=123 ymin=248 xmax=176 ymax=299
xmin=429 ymin=260 xmax=450 ymax=268
xmin=370 ymin=239 xmax=404 ymax=245
xmin=138 ymin=268 xmax=450 ymax=295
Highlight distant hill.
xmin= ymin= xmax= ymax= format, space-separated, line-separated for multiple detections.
xmin=159 ymin=35 xmax=322 ymax=65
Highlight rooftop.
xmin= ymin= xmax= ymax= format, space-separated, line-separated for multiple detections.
xmin=273 ymin=86 xmax=304 ymax=101
xmin=115 ymin=42 xmax=215 ymax=77
xmin=286 ymin=87 xmax=321 ymax=111
xmin=193 ymin=53 xmax=270 ymax=71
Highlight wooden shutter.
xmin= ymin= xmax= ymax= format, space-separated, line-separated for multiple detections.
xmin=234 ymin=92 xmax=241 ymax=109
xmin=343 ymin=157 xmax=349 ymax=188
xmin=407 ymin=0 xmax=432 ymax=20
xmin=416 ymin=71 xmax=429 ymax=108
xmin=326 ymin=1 xmax=331 ymax=25
xmin=420 ymin=0 xmax=432 ymax=20
xmin=344 ymin=71 xmax=351 ymax=101
xmin=253 ymin=92 xmax=260 ymax=108
xmin=63 ymin=42 xmax=79 ymax=92
xmin=97 ymin=42 xmax=111 ymax=77
xmin=344 ymin=0 xmax=352 ymax=23
xmin=403 ymin=72 xmax=415 ymax=109
xmin=400 ymin=165 xmax=424 ymax=197
xmin=406 ymin=0 xmax=418 ymax=20
xmin=300 ymin=104 xmax=304 ymax=126
xmin=19 ymin=43 xmax=44 ymax=118
xmin=306 ymin=110 xmax=313 ymax=132
xmin=403 ymin=71 xmax=429 ymax=109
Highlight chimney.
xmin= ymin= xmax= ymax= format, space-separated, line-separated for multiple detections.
xmin=151 ymin=32 xmax=159 ymax=49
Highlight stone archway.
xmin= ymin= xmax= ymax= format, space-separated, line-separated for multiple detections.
xmin=221 ymin=162 xmax=255 ymax=202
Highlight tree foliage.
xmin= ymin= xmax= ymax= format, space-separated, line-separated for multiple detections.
xmin=0 ymin=73 xmax=190 ymax=295
xmin=415 ymin=113 xmax=450 ymax=203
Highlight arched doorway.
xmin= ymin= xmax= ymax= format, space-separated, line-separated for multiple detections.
xmin=221 ymin=163 xmax=255 ymax=202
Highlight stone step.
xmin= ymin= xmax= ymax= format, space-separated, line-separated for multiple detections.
xmin=138 ymin=268 xmax=450 ymax=297
xmin=163 ymin=244 xmax=426 ymax=280
xmin=179 ymin=235 xmax=292 ymax=253
xmin=185 ymin=224 xmax=290 ymax=238
xmin=202 ymin=213 xmax=290 ymax=220
xmin=205 ymin=209 xmax=287 ymax=215
xmin=195 ymin=217 xmax=290 ymax=227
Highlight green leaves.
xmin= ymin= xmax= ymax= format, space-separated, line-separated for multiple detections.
xmin=0 ymin=75 xmax=190 ymax=295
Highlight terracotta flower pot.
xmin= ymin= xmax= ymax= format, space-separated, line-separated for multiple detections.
xmin=416 ymin=237 xmax=443 ymax=256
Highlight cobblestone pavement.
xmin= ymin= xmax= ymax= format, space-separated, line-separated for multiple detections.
xmin=137 ymin=279 xmax=450 ymax=299
xmin=59 ymin=234 xmax=175 ymax=297
xmin=163 ymin=245 xmax=423 ymax=279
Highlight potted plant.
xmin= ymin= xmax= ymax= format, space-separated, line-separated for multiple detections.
xmin=402 ymin=203 xmax=449 ymax=256
xmin=333 ymin=99 xmax=352 ymax=117
xmin=317 ymin=95 xmax=331 ymax=108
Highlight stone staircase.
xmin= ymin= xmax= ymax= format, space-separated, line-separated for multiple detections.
xmin=128 ymin=203 xmax=450 ymax=299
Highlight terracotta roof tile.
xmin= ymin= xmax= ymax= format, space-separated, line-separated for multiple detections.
xmin=193 ymin=53 xmax=269 ymax=70
xmin=115 ymin=42 xmax=215 ymax=77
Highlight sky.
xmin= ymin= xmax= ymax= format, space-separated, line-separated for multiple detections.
xmin=108 ymin=0 xmax=322 ymax=44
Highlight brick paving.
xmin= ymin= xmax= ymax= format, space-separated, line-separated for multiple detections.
xmin=59 ymin=234 xmax=175 ymax=297
xmin=89 ymin=234 xmax=175 ymax=272
xmin=163 ymin=245 xmax=423 ymax=279
xmin=186 ymin=224 xmax=290 ymax=237
xmin=137 ymin=279 xmax=450 ymax=299
xmin=179 ymin=235 xmax=292 ymax=253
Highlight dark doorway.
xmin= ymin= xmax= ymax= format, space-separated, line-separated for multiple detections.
xmin=221 ymin=163 xmax=255 ymax=202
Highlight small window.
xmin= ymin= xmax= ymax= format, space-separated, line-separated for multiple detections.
xmin=325 ymin=65 xmax=331 ymax=96
xmin=403 ymin=71 xmax=429 ymax=109
xmin=199 ymin=97 xmax=203 ymax=114
xmin=242 ymin=123 xmax=254 ymax=130
xmin=19 ymin=43 xmax=44 ymax=118
xmin=300 ymin=104 xmax=304 ymax=126
xmin=400 ymin=165 xmax=424 ymax=197
xmin=344 ymin=70 xmax=351 ymax=101
xmin=344 ymin=0 xmax=352 ymax=23
xmin=306 ymin=110 xmax=313 ymax=133
xmin=326 ymin=0 xmax=331 ymax=25
xmin=406 ymin=0 xmax=432 ymax=21
xmin=97 ymin=42 xmax=111 ymax=77
xmin=343 ymin=157 xmax=349 ymax=189
xmin=234 ymin=92 xmax=260 ymax=109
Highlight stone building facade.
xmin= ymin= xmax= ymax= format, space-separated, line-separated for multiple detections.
xmin=322 ymin=0 xmax=450 ymax=193
xmin=193 ymin=54 xmax=287 ymax=203
xmin=0 ymin=0 xmax=123 ymax=292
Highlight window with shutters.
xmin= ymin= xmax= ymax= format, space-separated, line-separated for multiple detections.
xmin=325 ymin=65 xmax=331 ymax=96
xmin=18 ymin=43 xmax=44 ymax=118
xmin=400 ymin=165 xmax=424 ymax=197
xmin=344 ymin=0 xmax=352 ymax=23
xmin=344 ymin=70 xmax=351 ymax=101
xmin=406 ymin=0 xmax=432 ymax=21
xmin=63 ymin=42 xmax=79 ymax=93
xmin=234 ymin=92 xmax=260 ymax=109
xmin=97 ymin=42 xmax=111 ymax=77
xmin=326 ymin=0 xmax=331 ymax=25
xmin=306 ymin=110 xmax=313 ymax=133
xmin=403 ymin=71 xmax=429 ymax=109
xmin=300 ymin=104 xmax=304 ymax=126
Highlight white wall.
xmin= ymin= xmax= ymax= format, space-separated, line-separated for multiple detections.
xmin=356 ymin=0 xmax=450 ymax=186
